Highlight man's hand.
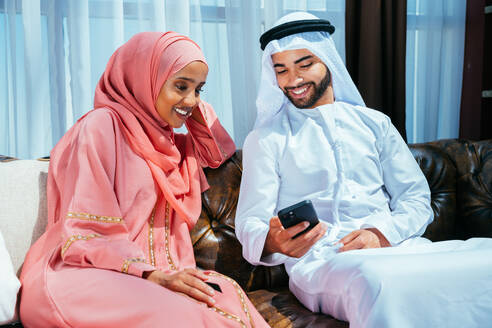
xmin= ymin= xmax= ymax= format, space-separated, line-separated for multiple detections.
xmin=338 ymin=228 xmax=391 ymax=252
xmin=144 ymin=269 xmax=216 ymax=306
xmin=263 ymin=216 xmax=327 ymax=258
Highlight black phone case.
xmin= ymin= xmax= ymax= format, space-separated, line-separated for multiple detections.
xmin=277 ymin=200 xmax=319 ymax=238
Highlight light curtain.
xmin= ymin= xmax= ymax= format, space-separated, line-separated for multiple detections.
xmin=406 ymin=0 xmax=466 ymax=143
xmin=0 ymin=0 xmax=346 ymax=159
xmin=1 ymin=0 xmax=467 ymax=157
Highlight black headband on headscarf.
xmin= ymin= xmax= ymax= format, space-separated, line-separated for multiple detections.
xmin=259 ymin=19 xmax=335 ymax=50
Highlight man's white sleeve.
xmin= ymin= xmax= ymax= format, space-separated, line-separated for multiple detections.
xmin=235 ymin=131 xmax=290 ymax=266
xmin=361 ymin=119 xmax=434 ymax=245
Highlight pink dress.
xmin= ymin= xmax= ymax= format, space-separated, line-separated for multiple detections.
xmin=19 ymin=32 xmax=269 ymax=328
xmin=19 ymin=108 xmax=267 ymax=328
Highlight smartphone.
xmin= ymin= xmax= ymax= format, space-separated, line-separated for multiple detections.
xmin=205 ymin=281 xmax=222 ymax=293
xmin=277 ymin=200 xmax=320 ymax=239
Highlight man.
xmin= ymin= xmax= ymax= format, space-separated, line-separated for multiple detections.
xmin=235 ymin=11 xmax=492 ymax=328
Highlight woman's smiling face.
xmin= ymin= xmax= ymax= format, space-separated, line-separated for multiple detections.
xmin=155 ymin=60 xmax=208 ymax=128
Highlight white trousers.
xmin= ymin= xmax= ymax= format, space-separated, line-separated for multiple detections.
xmin=287 ymin=238 xmax=492 ymax=328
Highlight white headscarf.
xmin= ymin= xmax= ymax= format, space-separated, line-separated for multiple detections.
xmin=254 ymin=12 xmax=365 ymax=129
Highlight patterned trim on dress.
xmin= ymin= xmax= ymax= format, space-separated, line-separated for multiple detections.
xmin=148 ymin=207 xmax=156 ymax=266
xmin=164 ymin=202 xmax=177 ymax=270
xmin=210 ymin=306 xmax=247 ymax=328
xmin=61 ymin=233 xmax=100 ymax=256
xmin=207 ymin=272 xmax=255 ymax=328
xmin=66 ymin=212 xmax=124 ymax=224
xmin=121 ymin=258 xmax=147 ymax=274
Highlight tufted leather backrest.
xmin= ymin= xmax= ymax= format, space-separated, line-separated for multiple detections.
xmin=428 ymin=139 xmax=492 ymax=239
xmin=192 ymin=139 xmax=492 ymax=292
xmin=192 ymin=152 xmax=288 ymax=292
xmin=409 ymin=144 xmax=457 ymax=241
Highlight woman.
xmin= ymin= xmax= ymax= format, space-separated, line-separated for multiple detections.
xmin=19 ymin=32 xmax=268 ymax=327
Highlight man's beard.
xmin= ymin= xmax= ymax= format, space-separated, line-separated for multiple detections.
xmin=284 ymin=70 xmax=331 ymax=109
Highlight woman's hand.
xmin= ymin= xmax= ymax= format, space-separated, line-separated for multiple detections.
xmin=143 ymin=269 xmax=216 ymax=306
xmin=190 ymin=103 xmax=207 ymax=126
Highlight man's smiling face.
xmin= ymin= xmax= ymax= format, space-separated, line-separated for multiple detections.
xmin=271 ymin=48 xmax=332 ymax=109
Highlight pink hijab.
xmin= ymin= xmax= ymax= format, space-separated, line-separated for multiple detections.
xmin=89 ymin=31 xmax=208 ymax=227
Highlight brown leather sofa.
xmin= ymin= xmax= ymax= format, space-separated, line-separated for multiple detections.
xmin=1 ymin=138 xmax=491 ymax=328
xmin=191 ymin=139 xmax=492 ymax=327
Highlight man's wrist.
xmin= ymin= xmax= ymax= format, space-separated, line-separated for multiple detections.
xmin=365 ymin=228 xmax=391 ymax=247
xmin=262 ymin=233 xmax=276 ymax=257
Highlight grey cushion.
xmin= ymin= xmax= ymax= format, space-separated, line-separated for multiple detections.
xmin=0 ymin=160 xmax=49 ymax=276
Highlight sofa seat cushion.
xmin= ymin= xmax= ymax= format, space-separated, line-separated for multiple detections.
xmin=247 ymin=288 xmax=348 ymax=328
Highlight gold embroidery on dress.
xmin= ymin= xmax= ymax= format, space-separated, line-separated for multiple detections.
xmin=207 ymin=272 xmax=254 ymax=328
xmin=121 ymin=258 xmax=147 ymax=274
xmin=148 ymin=207 xmax=156 ymax=266
xmin=164 ymin=202 xmax=177 ymax=270
xmin=210 ymin=306 xmax=247 ymax=328
xmin=66 ymin=212 xmax=124 ymax=224
xmin=61 ymin=233 xmax=100 ymax=256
